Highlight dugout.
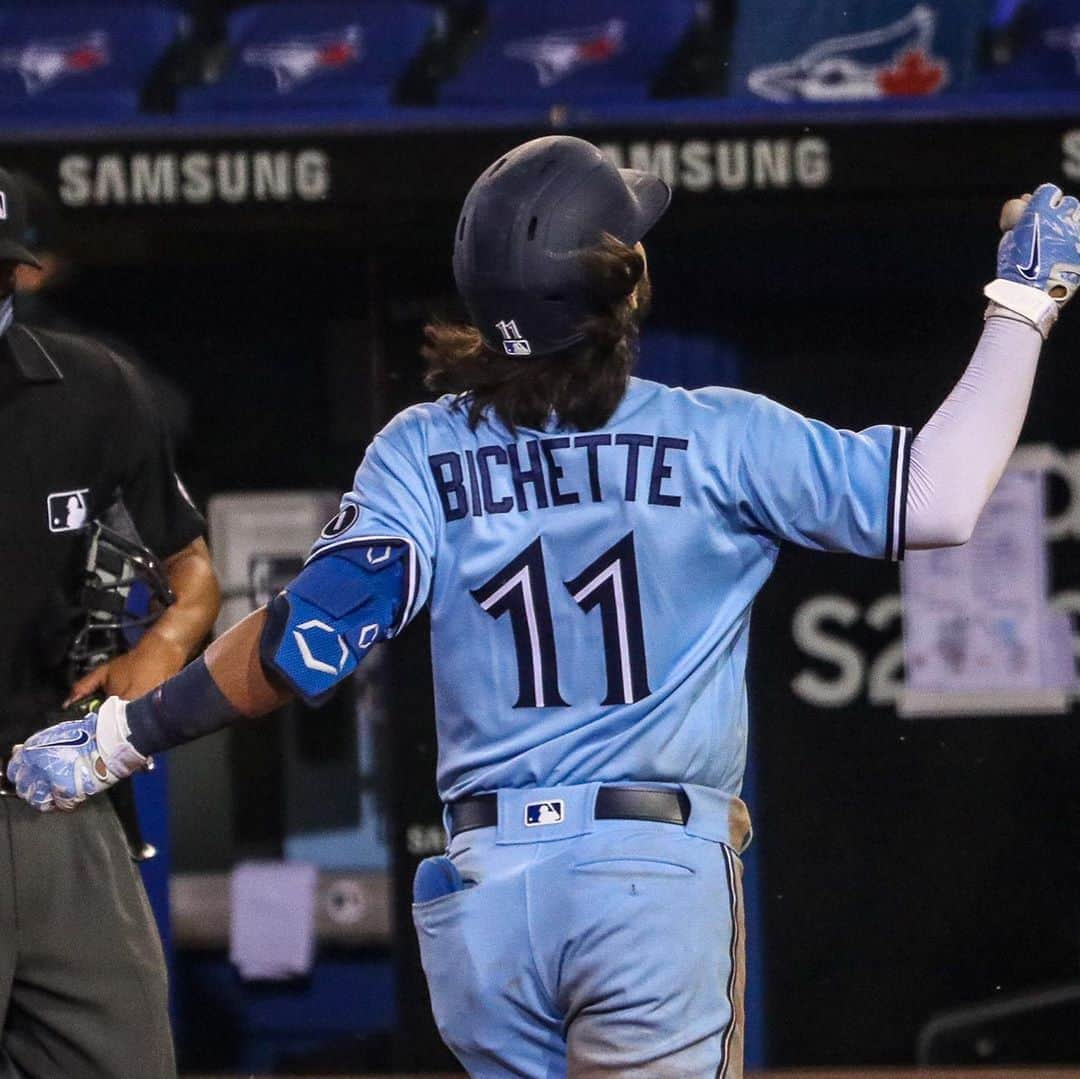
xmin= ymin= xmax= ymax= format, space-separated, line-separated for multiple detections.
xmin=4 ymin=72 xmax=1080 ymax=1079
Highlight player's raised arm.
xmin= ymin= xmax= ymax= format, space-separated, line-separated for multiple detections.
xmin=735 ymin=183 xmax=1079 ymax=561
xmin=905 ymin=184 xmax=1080 ymax=547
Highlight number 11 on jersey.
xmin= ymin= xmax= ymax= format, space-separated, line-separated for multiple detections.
xmin=471 ymin=531 xmax=651 ymax=709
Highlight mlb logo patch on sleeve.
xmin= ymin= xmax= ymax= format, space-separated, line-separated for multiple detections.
xmin=525 ymin=799 xmax=564 ymax=826
xmin=47 ymin=489 xmax=89 ymax=532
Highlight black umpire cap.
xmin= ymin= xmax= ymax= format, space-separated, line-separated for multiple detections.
xmin=453 ymin=136 xmax=671 ymax=358
xmin=0 ymin=167 xmax=41 ymax=269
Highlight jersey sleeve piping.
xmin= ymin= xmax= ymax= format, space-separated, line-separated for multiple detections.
xmin=886 ymin=426 xmax=913 ymax=562
xmin=305 ymin=534 xmax=421 ymax=634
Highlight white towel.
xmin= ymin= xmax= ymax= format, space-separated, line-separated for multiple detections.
xmin=229 ymin=860 xmax=318 ymax=981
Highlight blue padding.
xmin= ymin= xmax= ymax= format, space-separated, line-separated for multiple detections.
xmin=260 ymin=543 xmax=407 ymax=705
xmin=729 ymin=1 xmax=986 ymax=104
xmin=292 ymin=541 xmax=408 ymax=618
xmin=981 ymin=0 xmax=1080 ymax=90
xmin=179 ymin=1 xmax=434 ymax=115
xmin=440 ymin=0 xmax=699 ymax=105
xmin=0 ymin=5 xmax=181 ymax=119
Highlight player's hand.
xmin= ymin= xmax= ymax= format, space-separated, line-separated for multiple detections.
xmin=985 ymin=184 xmax=1080 ymax=338
xmin=997 ymin=184 xmax=1080 ymax=303
xmin=6 ymin=698 xmax=148 ymax=812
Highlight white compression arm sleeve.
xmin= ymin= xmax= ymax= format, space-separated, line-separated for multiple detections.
xmin=905 ymin=316 xmax=1042 ymax=549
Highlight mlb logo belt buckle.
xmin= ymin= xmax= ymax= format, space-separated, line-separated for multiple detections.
xmin=447 ymin=787 xmax=692 ymax=837
xmin=524 ymin=799 xmax=565 ymax=826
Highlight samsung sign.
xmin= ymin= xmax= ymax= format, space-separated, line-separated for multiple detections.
xmin=58 ymin=148 xmax=331 ymax=207
xmin=599 ymin=136 xmax=831 ymax=192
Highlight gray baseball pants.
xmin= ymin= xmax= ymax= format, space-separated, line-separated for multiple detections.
xmin=0 ymin=791 xmax=175 ymax=1079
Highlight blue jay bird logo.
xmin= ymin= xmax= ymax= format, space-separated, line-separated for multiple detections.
xmin=504 ymin=19 xmax=626 ymax=88
xmin=747 ymin=5 xmax=948 ymax=103
xmin=0 ymin=32 xmax=109 ymax=95
xmin=243 ymin=26 xmax=363 ymax=94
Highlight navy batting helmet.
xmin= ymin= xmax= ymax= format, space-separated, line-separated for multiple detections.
xmin=452 ymin=136 xmax=671 ymax=358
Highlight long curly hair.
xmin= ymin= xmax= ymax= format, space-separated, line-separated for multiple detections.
xmin=423 ymin=234 xmax=650 ymax=433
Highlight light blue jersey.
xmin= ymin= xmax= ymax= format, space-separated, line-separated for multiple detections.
xmin=310 ymin=376 xmax=910 ymax=806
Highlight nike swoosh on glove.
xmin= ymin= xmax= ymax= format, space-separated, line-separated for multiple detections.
xmin=998 ymin=183 xmax=1080 ymax=303
xmin=985 ymin=183 xmax=1080 ymax=339
xmin=6 ymin=698 xmax=148 ymax=813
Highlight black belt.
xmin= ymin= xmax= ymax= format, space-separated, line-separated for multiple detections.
xmin=448 ymin=786 xmax=691 ymax=837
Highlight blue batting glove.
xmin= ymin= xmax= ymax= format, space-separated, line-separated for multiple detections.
xmin=984 ymin=184 xmax=1080 ymax=339
xmin=6 ymin=699 xmax=147 ymax=813
xmin=997 ymin=183 xmax=1080 ymax=301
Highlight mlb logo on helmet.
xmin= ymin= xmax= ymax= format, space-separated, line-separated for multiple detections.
xmin=525 ymin=800 xmax=564 ymax=826
xmin=496 ymin=319 xmax=531 ymax=356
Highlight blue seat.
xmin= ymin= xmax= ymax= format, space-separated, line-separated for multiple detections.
xmin=983 ymin=1 xmax=1080 ymax=91
xmin=179 ymin=2 xmax=436 ymax=115
xmin=0 ymin=4 xmax=181 ymax=121
xmin=728 ymin=1 xmax=986 ymax=104
xmin=989 ymin=0 xmax=1029 ymax=26
xmin=440 ymin=0 xmax=700 ymax=105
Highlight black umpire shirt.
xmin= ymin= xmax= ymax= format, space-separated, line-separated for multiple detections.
xmin=0 ymin=322 xmax=205 ymax=755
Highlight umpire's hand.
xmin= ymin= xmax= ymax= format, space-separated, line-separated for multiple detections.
xmin=66 ymin=631 xmax=187 ymax=706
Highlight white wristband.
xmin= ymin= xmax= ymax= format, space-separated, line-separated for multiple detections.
xmin=95 ymin=697 xmax=149 ymax=780
xmin=983 ymin=279 xmax=1058 ymax=340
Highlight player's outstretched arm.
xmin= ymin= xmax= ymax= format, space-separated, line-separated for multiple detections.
xmin=7 ymin=540 xmax=411 ymax=811
xmin=906 ymin=183 xmax=1080 ymax=549
xmin=4 ymin=611 xmax=295 ymax=813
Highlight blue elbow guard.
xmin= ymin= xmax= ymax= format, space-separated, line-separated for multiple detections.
xmin=260 ymin=542 xmax=409 ymax=706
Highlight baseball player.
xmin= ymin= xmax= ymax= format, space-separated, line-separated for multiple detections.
xmin=8 ymin=137 xmax=1080 ymax=1077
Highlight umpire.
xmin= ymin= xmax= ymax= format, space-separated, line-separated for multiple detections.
xmin=0 ymin=169 xmax=220 ymax=1078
